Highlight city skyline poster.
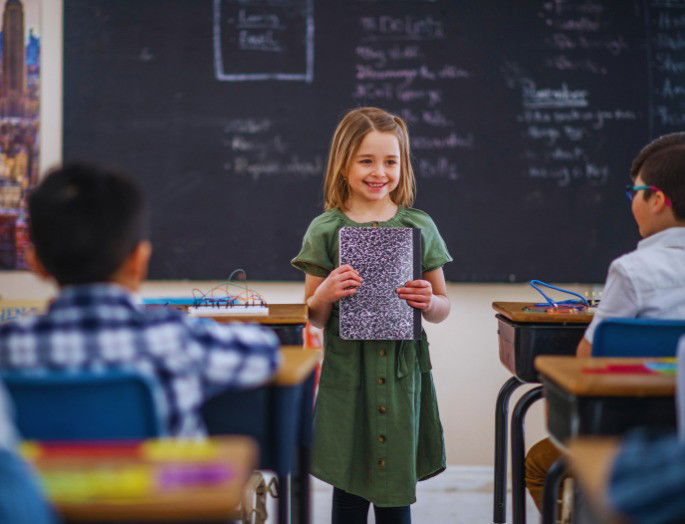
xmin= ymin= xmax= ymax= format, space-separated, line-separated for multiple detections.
xmin=0 ymin=0 xmax=40 ymax=271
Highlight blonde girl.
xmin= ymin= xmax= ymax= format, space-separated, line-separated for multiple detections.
xmin=292 ymin=107 xmax=452 ymax=523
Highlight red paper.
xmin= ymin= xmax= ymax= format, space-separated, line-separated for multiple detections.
xmin=582 ymin=364 xmax=655 ymax=375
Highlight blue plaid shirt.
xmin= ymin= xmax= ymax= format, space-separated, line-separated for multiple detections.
xmin=0 ymin=284 xmax=280 ymax=437
xmin=609 ymin=431 xmax=685 ymax=524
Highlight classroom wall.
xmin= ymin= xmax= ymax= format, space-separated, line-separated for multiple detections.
xmin=0 ymin=0 xmax=600 ymax=466
xmin=3 ymin=270 xmax=598 ymax=465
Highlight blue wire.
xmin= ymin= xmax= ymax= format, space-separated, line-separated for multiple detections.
xmin=529 ymin=280 xmax=589 ymax=307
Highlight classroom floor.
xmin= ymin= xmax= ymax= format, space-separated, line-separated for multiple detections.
xmin=266 ymin=466 xmax=539 ymax=523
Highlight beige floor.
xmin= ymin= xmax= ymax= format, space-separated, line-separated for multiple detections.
xmin=264 ymin=466 xmax=539 ymax=523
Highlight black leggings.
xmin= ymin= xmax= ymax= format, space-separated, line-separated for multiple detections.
xmin=331 ymin=487 xmax=411 ymax=524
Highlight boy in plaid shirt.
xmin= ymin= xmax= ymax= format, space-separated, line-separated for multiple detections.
xmin=0 ymin=164 xmax=279 ymax=436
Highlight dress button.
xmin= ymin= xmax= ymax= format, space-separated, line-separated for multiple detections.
xmin=378 ymin=435 xmax=386 ymax=443
xmin=378 ymin=458 xmax=385 ymax=468
xmin=378 ymin=405 xmax=386 ymax=414
xmin=379 ymin=348 xmax=387 ymax=357
xmin=378 ymin=377 xmax=385 ymax=385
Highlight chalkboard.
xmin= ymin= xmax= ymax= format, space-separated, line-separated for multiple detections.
xmin=63 ymin=0 xmax=684 ymax=282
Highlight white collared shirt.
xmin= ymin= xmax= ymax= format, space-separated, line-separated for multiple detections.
xmin=584 ymin=227 xmax=685 ymax=343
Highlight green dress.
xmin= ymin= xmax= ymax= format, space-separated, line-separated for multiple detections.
xmin=291 ymin=207 xmax=453 ymax=507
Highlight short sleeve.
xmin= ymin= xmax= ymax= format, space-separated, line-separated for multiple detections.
xmin=583 ymin=259 xmax=639 ymax=343
xmin=418 ymin=214 xmax=453 ymax=273
xmin=291 ymin=214 xmax=337 ymax=277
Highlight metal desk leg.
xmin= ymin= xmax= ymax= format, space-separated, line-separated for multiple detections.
xmin=493 ymin=376 xmax=524 ymax=523
xmin=510 ymin=386 xmax=543 ymax=524
xmin=278 ymin=474 xmax=289 ymax=524
xmin=292 ymin=372 xmax=315 ymax=524
xmin=542 ymin=457 xmax=566 ymax=524
xmin=294 ymin=446 xmax=311 ymax=523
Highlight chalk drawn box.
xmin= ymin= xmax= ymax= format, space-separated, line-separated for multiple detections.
xmin=213 ymin=0 xmax=314 ymax=82
xmin=339 ymin=227 xmax=421 ymax=340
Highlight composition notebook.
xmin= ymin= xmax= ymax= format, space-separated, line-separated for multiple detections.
xmin=339 ymin=227 xmax=422 ymax=340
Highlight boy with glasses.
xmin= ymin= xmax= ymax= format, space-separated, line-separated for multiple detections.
xmin=525 ymin=132 xmax=685 ymax=512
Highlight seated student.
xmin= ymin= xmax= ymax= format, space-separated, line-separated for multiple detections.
xmin=0 ymin=164 xmax=279 ymax=437
xmin=0 ymin=382 xmax=57 ymax=524
xmin=606 ymin=336 xmax=685 ymax=523
xmin=609 ymin=431 xmax=685 ymax=523
xmin=525 ymin=132 xmax=685 ymax=511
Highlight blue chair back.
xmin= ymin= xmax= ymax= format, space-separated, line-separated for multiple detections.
xmin=0 ymin=370 xmax=164 ymax=440
xmin=592 ymin=318 xmax=685 ymax=357
xmin=679 ymin=336 xmax=685 ymax=437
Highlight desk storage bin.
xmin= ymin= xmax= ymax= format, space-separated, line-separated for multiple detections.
xmin=543 ymin=377 xmax=676 ymax=443
xmin=496 ymin=314 xmax=586 ymax=382
xmin=270 ymin=324 xmax=304 ymax=345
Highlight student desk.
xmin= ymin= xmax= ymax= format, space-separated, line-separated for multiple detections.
xmin=564 ymin=438 xmax=623 ymax=524
xmin=202 ymin=345 xmax=321 ymax=524
xmin=25 ymin=436 xmax=257 ymax=523
xmin=535 ymin=356 xmax=677 ymax=444
xmin=193 ymin=303 xmax=311 ymax=523
xmin=535 ymin=357 xmax=676 ymax=524
xmin=492 ymin=302 xmax=592 ymax=524
xmin=203 ymin=303 xmax=308 ymax=345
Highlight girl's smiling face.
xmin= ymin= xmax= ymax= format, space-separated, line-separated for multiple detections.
xmin=345 ymin=131 xmax=401 ymax=205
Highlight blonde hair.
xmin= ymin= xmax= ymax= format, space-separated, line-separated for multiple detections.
xmin=323 ymin=107 xmax=416 ymax=210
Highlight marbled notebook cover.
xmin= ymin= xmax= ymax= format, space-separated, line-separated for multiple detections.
xmin=339 ymin=227 xmax=421 ymax=340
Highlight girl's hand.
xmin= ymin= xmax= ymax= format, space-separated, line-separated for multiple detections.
xmin=396 ymin=279 xmax=433 ymax=310
xmin=314 ymin=264 xmax=363 ymax=304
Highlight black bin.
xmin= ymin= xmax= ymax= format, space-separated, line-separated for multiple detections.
xmin=497 ymin=314 xmax=587 ymax=382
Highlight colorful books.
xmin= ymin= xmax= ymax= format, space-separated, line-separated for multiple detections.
xmin=21 ymin=440 xmax=237 ymax=502
xmin=339 ymin=227 xmax=421 ymax=340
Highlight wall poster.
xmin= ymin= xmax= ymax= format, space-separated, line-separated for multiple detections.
xmin=0 ymin=0 xmax=39 ymax=270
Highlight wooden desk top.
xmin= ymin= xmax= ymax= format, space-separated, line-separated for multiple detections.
xmin=27 ymin=437 xmax=257 ymax=522
xmin=566 ymin=438 xmax=624 ymax=524
xmin=205 ymin=303 xmax=308 ymax=325
xmin=0 ymin=298 xmax=46 ymax=322
xmin=493 ymin=301 xmax=593 ymax=324
xmin=273 ymin=346 xmax=322 ymax=386
xmin=535 ymin=356 xmax=676 ymax=397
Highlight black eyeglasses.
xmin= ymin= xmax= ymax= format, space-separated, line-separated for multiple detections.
xmin=625 ymin=184 xmax=672 ymax=206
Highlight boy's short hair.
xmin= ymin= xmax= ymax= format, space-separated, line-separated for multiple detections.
xmin=28 ymin=163 xmax=148 ymax=285
xmin=631 ymin=132 xmax=685 ymax=220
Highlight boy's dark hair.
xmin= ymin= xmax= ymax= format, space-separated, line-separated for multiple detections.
xmin=28 ymin=163 xmax=148 ymax=285
xmin=630 ymin=132 xmax=685 ymax=220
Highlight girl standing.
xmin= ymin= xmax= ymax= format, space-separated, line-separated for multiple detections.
xmin=292 ymin=107 xmax=452 ymax=523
